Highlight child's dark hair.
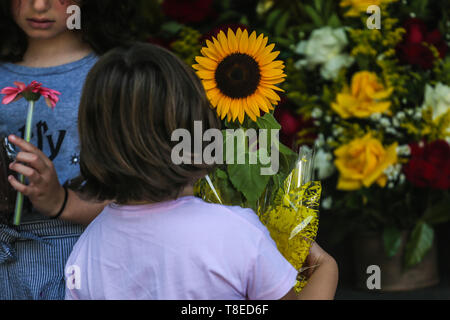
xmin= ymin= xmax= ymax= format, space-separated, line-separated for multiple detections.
xmin=78 ymin=43 xmax=221 ymax=204
xmin=0 ymin=0 xmax=138 ymax=62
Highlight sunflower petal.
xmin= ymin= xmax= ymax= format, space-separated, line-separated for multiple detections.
xmin=247 ymin=97 xmax=261 ymax=118
xmin=212 ymin=37 xmax=226 ymax=58
xmin=259 ymin=51 xmax=281 ymax=66
xmin=217 ymin=31 xmax=230 ymax=55
xmin=260 ymin=83 xmax=285 ymax=92
xmin=230 ymin=99 xmax=240 ymax=121
xmin=238 ymin=106 xmax=245 ymax=124
xmin=261 ymin=60 xmax=284 ymax=70
xmin=197 ymin=70 xmax=215 ymax=80
xmin=250 ymin=34 xmax=266 ymax=56
xmin=248 ymin=31 xmax=257 ymax=52
xmin=202 ymin=80 xmax=217 ymax=90
xmin=254 ymin=38 xmax=271 ymax=57
xmin=207 ymin=88 xmax=222 ymax=108
xmin=259 ymin=87 xmax=281 ymax=101
xmin=227 ymin=28 xmax=238 ymax=53
xmin=260 ymin=78 xmax=286 ymax=85
xmin=222 ymin=96 xmax=232 ymax=116
xmin=253 ymin=92 xmax=270 ymax=113
xmin=235 ymin=28 xmax=243 ymax=44
xmin=202 ymin=45 xmax=221 ymax=62
xmin=261 ymin=67 xmax=285 ymax=78
xmin=239 ymin=29 xmax=249 ymax=53
xmin=195 ymin=56 xmax=218 ymax=70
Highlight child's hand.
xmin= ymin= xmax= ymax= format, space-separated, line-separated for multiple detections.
xmin=281 ymin=242 xmax=338 ymax=300
xmin=300 ymin=242 xmax=333 ymax=279
xmin=6 ymin=135 xmax=66 ymax=218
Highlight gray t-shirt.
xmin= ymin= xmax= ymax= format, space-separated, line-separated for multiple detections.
xmin=0 ymin=53 xmax=98 ymax=222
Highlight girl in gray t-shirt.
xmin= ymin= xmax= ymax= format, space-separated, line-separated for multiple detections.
xmin=0 ymin=0 xmax=137 ymax=299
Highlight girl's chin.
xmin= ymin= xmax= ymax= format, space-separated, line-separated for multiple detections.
xmin=25 ymin=28 xmax=70 ymax=41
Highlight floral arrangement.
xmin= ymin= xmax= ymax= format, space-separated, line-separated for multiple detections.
xmin=137 ymin=0 xmax=449 ymax=269
xmin=269 ymin=0 xmax=449 ymax=268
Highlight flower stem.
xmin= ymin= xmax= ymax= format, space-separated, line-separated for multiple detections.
xmin=13 ymin=100 xmax=35 ymax=226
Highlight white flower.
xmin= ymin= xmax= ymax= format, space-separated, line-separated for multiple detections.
xmin=384 ymin=164 xmax=402 ymax=182
xmin=315 ymin=134 xmax=325 ymax=148
xmin=396 ymin=145 xmax=411 ymax=157
xmin=379 ymin=117 xmax=391 ymax=128
xmin=311 ymin=108 xmax=323 ymax=119
xmin=370 ymin=113 xmax=382 ymax=121
xmin=322 ymin=196 xmax=333 ymax=210
xmin=314 ymin=148 xmax=335 ymax=180
xmin=294 ymin=27 xmax=354 ymax=80
xmin=422 ymin=82 xmax=450 ymax=121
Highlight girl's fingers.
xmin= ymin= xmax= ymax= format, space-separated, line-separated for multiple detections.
xmin=14 ymin=151 xmax=47 ymax=173
xmin=8 ymin=135 xmax=51 ymax=166
xmin=9 ymin=162 xmax=42 ymax=184
xmin=8 ymin=175 xmax=30 ymax=196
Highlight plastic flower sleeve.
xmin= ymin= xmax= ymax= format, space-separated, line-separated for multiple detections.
xmin=194 ymin=146 xmax=322 ymax=293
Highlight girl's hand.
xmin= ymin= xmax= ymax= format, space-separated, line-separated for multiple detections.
xmin=6 ymin=134 xmax=65 ymax=218
xmin=300 ymin=242 xmax=332 ymax=279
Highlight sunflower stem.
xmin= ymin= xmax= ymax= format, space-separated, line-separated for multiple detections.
xmin=13 ymin=100 xmax=35 ymax=226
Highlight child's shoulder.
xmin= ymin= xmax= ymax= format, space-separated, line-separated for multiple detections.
xmin=178 ymin=197 xmax=272 ymax=240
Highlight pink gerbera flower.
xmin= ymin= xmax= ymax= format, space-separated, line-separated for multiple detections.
xmin=1 ymin=81 xmax=61 ymax=109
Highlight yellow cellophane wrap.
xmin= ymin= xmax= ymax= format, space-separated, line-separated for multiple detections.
xmin=194 ymin=149 xmax=321 ymax=293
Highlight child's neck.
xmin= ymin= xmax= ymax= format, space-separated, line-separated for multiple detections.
xmin=125 ymin=186 xmax=195 ymax=206
xmin=17 ymin=31 xmax=93 ymax=68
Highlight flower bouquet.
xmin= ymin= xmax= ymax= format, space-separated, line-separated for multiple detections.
xmin=191 ymin=28 xmax=322 ymax=293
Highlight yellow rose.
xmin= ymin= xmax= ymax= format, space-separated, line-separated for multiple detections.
xmin=331 ymin=71 xmax=393 ymax=119
xmin=340 ymin=0 xmax=396 ymax=17
xmin=334 ymin=133 xmax=398 ymax=190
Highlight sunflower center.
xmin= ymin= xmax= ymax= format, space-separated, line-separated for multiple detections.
xmin=215 ymin=53 xmax=261 ymax=99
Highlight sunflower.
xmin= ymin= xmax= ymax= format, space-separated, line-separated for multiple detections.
xmin=193 ymin=28 xmax=286 ymax=124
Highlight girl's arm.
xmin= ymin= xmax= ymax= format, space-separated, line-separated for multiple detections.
xmin=7 ymin=135 xmax=106 ymax=225
xmin=281 ymin=242 xmax=339 ymax=300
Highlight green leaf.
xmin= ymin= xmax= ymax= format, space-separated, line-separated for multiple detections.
xmin=327 ymin=14 xmax=341 ymax=28
xmin=304 ymin=5 xmax=324 ymax=27
xmin=314 ymin=0 xmax=322 ymax=11
xmin=228 ymin=162 xmax=271 ymax=206
xmin=404 ymin=222 xmax=434 ymax=269
xmin=423 ymin=198 xmax=450 ymax=225
xmin=266 ymin=9 xmax=282 ymax=30
xmin=274 ymin=12 xmax=290 ymax=37
xmin=160 ymin=21 xmax=183 ymax=35
xmin=383 ymin=226 xmax=403 ymax=258
xmin=256 ymin=113 xmax=282 ymax=130
xmin=215 ymin=168 xmax=228 ymax=180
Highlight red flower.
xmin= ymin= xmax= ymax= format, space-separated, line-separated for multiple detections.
xmin=1 ymin=81 xmax=60 ymax=109
xmin=397 ymin=18 xmax=448 ymax=69
xmin=162 ymin=0 xmax=215 ymax=24
xmin=274 ymin=97 xmax=316 ymax=149
xmin=39 ymin=87 xmax=61 ymax=109
xmin=404 ymin=140 xmax=450 ymax=189
xmin=1 ymin=81 xmax=41 ymax=104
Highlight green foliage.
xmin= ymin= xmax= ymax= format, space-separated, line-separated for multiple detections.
xmin=383 ymin=226 xmax=403 ymax=258
xmin=404 ymin=221 xmax=434 ymax=268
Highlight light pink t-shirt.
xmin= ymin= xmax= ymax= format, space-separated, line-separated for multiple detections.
xmin=65 ymin=196 xmax=298 ymax=300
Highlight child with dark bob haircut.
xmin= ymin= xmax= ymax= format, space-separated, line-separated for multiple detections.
xmin=66 ymin=43 xmax=338 ymax=300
